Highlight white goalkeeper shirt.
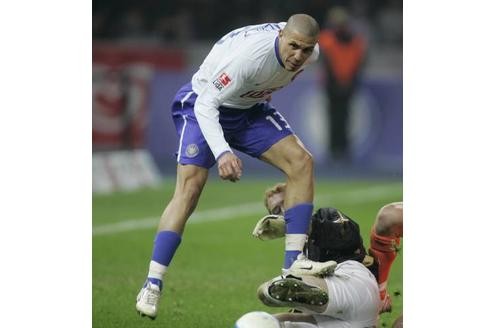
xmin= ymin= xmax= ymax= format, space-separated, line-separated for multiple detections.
xmin=190 ymin=22 xmax=319 ymax=159
xmin=312 ymin=261 xmax=380 ymax=328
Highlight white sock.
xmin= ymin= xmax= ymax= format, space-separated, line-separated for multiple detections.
xmin=285 ymin=234 xmax=307 ymax=252
xmin=147 ymin=260 xmax=167 ymax=280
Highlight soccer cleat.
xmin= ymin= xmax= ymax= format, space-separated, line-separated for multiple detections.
xmin=136 ymin=281 xmax=161 ymax=319
xmin=257 ymin=275 xmax=289 ymax=307
xmin=257 ymin=277 xmax=328 ymax=308
xmin=287 ymin=254 xmax=337 ymax=278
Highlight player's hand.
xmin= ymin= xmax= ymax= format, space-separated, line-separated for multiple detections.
xmin=252 ymin=214 xmax=286 ymax=240
xmin=217 ymin=152 xmax=243 ymax=182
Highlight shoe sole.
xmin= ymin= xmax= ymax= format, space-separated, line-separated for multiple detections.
xmin=268 ymin=278 xmax=328 ymax=307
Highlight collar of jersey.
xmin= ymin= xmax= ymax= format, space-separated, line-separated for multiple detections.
xmin=274 ymin=36 xmax=285 ymax=68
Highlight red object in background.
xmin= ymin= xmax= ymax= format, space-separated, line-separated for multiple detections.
xmin=92 ymin=43 xmax=185 ymax=150
xmin=93 ymin=42 xmax=185 ymax=70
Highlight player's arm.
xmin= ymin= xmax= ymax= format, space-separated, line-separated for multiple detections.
xmin=194 ymin=57 xmax=254 ymax=182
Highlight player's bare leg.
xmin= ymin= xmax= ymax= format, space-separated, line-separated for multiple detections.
xmin=368 ymin=202 xmax=403 ymax=313
xmin=136 ymin=164 xmax=208 ymax=319
xmin=261 ymin=135 xmax=314 ymax=208
xmin=157 ymin=164 xmax=209 ymax=233
xmin=261 ymin=135 xmax=314 ymax=270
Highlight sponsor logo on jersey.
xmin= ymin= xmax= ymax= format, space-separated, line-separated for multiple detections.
xmin=219 ymin=73 xmax=231 ymax=86
xmin=240 ymin=86 xmax=283 ymax=98
xmin=186 ymin=144 xmax=199 ymax=158
xmin=213 ymin=73 xmax=232 ymax=91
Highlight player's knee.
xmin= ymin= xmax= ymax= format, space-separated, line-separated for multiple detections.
xmin=375 ymin=202 xmax=403 ymax=236
xmin=286 ymin=149 xmax=313 ymax=178
xmin=175 ymin=176 xmax=205 ymax=209
xmin=181 ymin=184 xmax=202 ymax=207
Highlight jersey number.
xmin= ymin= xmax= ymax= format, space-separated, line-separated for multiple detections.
xmin=266 ymin=115 xmax=282 ymax=131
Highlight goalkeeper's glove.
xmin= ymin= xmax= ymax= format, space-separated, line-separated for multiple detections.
xmin=252 ymin=214 xmax=286 ymax=240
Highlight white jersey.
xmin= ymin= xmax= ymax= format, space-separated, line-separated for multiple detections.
xmin=191 ymin=22 xmax=319 ymax=159
xmin=311 ymin=261 xmax=380 ymax=328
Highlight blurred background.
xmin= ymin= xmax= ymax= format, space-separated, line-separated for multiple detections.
xmin=92 ymin=0 xmax=402 ymax=193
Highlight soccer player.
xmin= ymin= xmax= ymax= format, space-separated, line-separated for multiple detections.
xmin=136 ymin=14 xmax=321 ymax=319
xmin=368 ymin=202 xmax=402 ymax=313
xmin=255 ymin=182 xmax=403 ymax=314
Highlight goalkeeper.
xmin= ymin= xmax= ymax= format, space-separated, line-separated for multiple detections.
xmin=254 ymin=183 xmax=402 ymax=325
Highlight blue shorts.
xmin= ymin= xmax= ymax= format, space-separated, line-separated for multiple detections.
xmin=171 ymin=83 xmax=294 ymax=168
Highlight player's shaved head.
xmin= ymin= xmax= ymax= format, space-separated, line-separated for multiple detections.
xmin=278 ymin=14 xmax=319 ymax=71
xmin=284 ymin=14 xmax=320 ymax=38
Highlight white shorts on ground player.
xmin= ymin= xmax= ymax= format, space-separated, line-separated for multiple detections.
xmin=310 ymin=260 xmax=380 ymax=328
xmin=281 ymin=321 xmax=353 ymax=328
xmin=282 ymin=322 xmax=319 ymax=328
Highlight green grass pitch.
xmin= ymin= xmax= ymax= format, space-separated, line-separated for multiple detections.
xmin=93 ymin=178 xmax=403 ymax=327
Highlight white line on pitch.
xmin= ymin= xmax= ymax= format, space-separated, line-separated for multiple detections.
xmin=93 ymin=184 xmax=401 ymax=236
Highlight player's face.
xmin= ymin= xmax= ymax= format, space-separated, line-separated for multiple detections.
xmin=278 ymin=30 xmax=318 ymax=72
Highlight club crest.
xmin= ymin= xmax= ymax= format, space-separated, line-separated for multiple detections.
xmin=186 ymin=144 xmax=199 ymax=158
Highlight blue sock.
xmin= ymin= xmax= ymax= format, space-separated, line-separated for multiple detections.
xmin=151 ymin=230 xmax=182 ymax=265
xmin=147 ymin=230 xmax=182 ymax=287
xmin=283 ymin=203 xmax=313 ymax=269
